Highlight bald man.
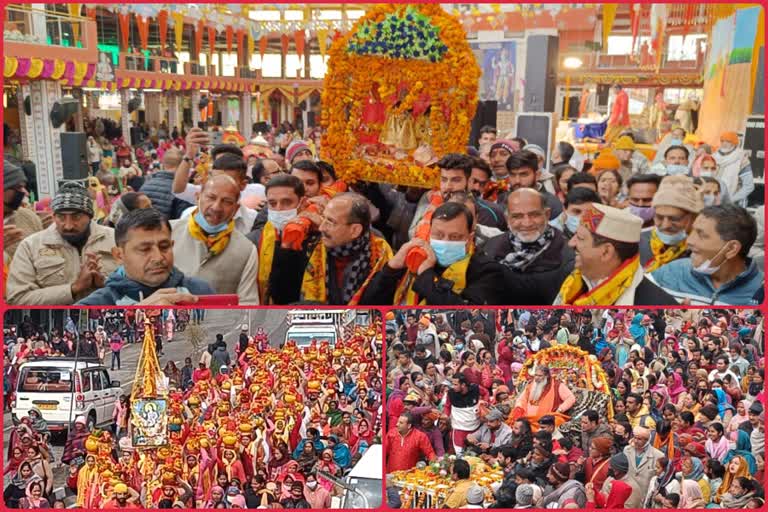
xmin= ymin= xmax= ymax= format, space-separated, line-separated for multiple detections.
xmin=270 ymin=192 xmax=392 ymax=305
xmin=170 ymin=174 xmax=260 ymax=304
xmin=483 ymin=188 xmax=575 ymax=303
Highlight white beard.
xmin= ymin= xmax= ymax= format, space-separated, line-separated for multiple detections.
xmin=529 ymin=379 xmax=547 ymax=403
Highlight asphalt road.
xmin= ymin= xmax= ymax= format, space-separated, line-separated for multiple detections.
xmin=3 ymin=308 xmax=290 ymax=490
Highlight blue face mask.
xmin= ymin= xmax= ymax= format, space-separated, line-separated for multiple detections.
xmin=666 ymin=164 xmax=689 ymax=176
xmin=455 ymin=344 xmax=464 ymax=351
xmin=669 ymin=138 xmax=683 ymax=146
xmin=656 ymin=229 xmax=688 ymax=246
xmin=194 ymin=210 xmax=230 ymax=234
xmin=565 ymin=214 xmax=581 ymax=233
xmin=430 ymin=239 xmax=467 ymax=267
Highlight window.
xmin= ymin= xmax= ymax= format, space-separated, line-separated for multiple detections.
xmin=309 ymin=54 xmax=328 ymax=79
xmin=249 ymin=10 xmax=280 ymax=21
xmin=261 ymin=54 xmax=282 ymax=78
xmin=285 ymin=54 xmax=303 ymax=78
xmin=90 ymin=371 xmax=102 ymax=391
xmin=605 ymin=35 xmax=651 ymax=56
xmin=221 ymin=52 xmax=238 ymax=77
xmin=17 ymin=368 xmax=73 ymax=393
xmin=667 ymin=34 xmax=707 ymax=61
xmin=284 ymin=10 xmax=303 ymax=21
xmin=100 ymin=370 xmax=111 ymax=389
xmin=663 ymin=88 xmax=703 ymax=104
xmin=80 ymin=371 xmax=91 ymax=392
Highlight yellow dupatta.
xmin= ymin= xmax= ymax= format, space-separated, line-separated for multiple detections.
xmin=645 ymin=228 xmax=688 ymax=272
xmin=558 ymin=255 xmax=640 ymax=305
xmin=187 ymin=210 xmax=235 ymax=257
xmin=301 ymin=235 xmax=393 ymax=305
xmin=257 ymin=222 xmax=278 ymax=304
xmin=394 ymin=252 xmax=471 ymax=305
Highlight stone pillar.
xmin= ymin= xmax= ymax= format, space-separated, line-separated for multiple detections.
xmin=25 ymin=80 xmax=65 ymax=198
xmin=240 ymin=92 xmax=253 ymax=140
xmin=17 ymin=84 xmax=33 ymax=161
xmin=191 ymin=90 xmax=201 ymax=125
xmin=167 ymin=93 xmax=180 ymax=134
xmin=120 ymin=89 xmax=131 ymax=144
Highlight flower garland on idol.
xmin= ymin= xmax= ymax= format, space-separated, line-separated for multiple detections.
xmin=320 ymin=4 xmax=480 ymax=188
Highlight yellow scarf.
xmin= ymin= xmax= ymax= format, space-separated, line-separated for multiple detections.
xmin=558 ymin=255 xmax=640 ymax=305
xmin=187 ymin=210 xmax=235 ymax=257
xmin=394 ymin=253 xmax=471 ymax=305
xmin=257 ymin=222 xmax=278 ymax=304
xmin=645 ymin=228 xmax=688 ymax=272
xmin=301 ymin=235 xmax=393 ymax=305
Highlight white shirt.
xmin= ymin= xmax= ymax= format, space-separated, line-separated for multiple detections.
xmin=174 ymin=182 xmax=266 ymax=204
xmin=180 ymin=203 xmax=259 ymax=236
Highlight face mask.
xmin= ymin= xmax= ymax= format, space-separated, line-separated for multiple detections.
xmin=455 ymin=344 xmax=464 ymax=351
xmin=629 ymin=205 xmax=655 ymax=223
xmin=749 ymin=383 xmax=762 ymax=395
xmin=306 ymin=481 xmax=317 ymax=489
xmin=692 ymin=243 xmax=730 ymax=276
xmin=703 ymin=194 xmax=716 ymax=206
xmin=267 ymin=208 xmax=297 ymax=232
xmin=666 ymin=164 xmax=689 ymax=176
xmin=430 ymin=239 xmax=467 ymax=267
xmin=669 ymin=138 xmax=683 ymax=146
xmin=194 ymin=209 xmax=229 ymax=234
xmin=719 ymin=144 xmax=735 ymax=154
xmin=6 ymin=189 xmax=25 ymax=211
xmin=565 ymin=214 xmax=581 ymax=233
xmin=656 ymin=229 xmax=688 ymax=246
xmin=700 ymin=171 xmax=714 ymax=179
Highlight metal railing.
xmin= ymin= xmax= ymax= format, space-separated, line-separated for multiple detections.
xmin=121 ymin=53 xmax=181 ymax=74
xmin=4 ymin=5 xmax=89 ymax=48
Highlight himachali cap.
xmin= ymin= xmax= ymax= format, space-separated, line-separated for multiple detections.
xmin=580 ymin=203 xmax=642 ymax=244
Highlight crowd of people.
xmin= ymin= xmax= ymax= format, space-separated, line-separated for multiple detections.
xmin=4 ymin=316 xmax=382 ymax=509
xmin=384 ymin=309 xmax=764 ymax=509
xmin=3 ymin=116 xmax=763 ymax=306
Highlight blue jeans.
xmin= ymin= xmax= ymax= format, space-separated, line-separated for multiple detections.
xmin=111 ymin=351 xmax=121 ymax=369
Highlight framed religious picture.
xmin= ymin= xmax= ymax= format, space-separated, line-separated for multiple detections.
xmin=131 ymin=398 xmax=168 ymax=447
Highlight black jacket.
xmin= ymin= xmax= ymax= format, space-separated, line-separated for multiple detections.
xmin=360 ymin=252 xmax=508 ymax=305
xmin=632 ymin=277 xmax=679 ymax=305
xmin=139 ymin=171 xmax=192 ymax=220
xmin=483 ymin=229 xmax=575 ymax=304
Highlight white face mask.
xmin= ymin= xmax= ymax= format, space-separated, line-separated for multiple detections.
xmin=306 ymin=481 xmax=318 ymax=489
xmin=268 ymin=208 xmax=298 ymax=232
xmin=692 ymin=243 xmax=731 ymax=276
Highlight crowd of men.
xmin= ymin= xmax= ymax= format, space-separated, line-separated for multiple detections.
xmin=4 ymin=318 xmax=382 ymax=509
xmin=384 ymin=309 xmax=764 ymax=508
xmin=3 ymin=122 xmax=763 ymax=306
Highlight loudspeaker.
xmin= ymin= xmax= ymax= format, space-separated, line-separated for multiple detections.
xmin=469 ymin=100 xmax=498 ymax=147
xmin=60 ymin=132 xmax=89 ymax=180
xmin=24 ymin=96 xmax=31 ymax=116
xmin=523 ymin=35 xmax=559 ymax=112
xmin=127 ymin=97 xmax=141 ymax=113
xmin=596 ymin=84 xmax=610 ymax=108
xmin=514 ymin=112 xmax=554 ymax=164
xmin=130 ymin=126 xmax=143 ymax=146
xmin=50 ymin=97 xmax=80 ymax=128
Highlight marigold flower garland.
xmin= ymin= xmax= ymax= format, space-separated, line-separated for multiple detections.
xmin=320 ymin=4 xmax=480 ymax=188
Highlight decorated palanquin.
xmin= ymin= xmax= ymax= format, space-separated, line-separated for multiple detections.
xmin=391 ymin=455 xmax=503 ymax=508
xmin=508 ymin=345 xmax=614 ymax=436
xmin=320 ymin=4 xmax=480 ymax=188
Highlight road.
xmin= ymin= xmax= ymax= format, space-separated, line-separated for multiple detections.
xmin=3 ymin=308 xmax=290 ymax=490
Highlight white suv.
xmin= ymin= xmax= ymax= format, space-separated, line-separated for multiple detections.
xmin=11 ymin=358 xmax=122 ymax=433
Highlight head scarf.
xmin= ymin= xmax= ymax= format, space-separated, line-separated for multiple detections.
xmin=629 ymin=314 xmax=646 ymax=346
xmin=667 ymin=372 xmax=687 ymax=402
xmin=722 ymin=432 xmax=758 ymax=475
xmin=716 ymin=455 xmax=752 ymax=502
xmin=681 ymin=479 xmax=705 ymax=508
xmin=683 ymin=456 xmax=704 ymax=481
xmin=713 ymin=388 xmax=735 ymax=419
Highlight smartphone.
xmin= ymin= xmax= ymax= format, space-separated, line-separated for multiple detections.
xmin=197 ymin=121 xmax=208 ymax=130
xmin=178 ymin=294 xmax=239 ymax=306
